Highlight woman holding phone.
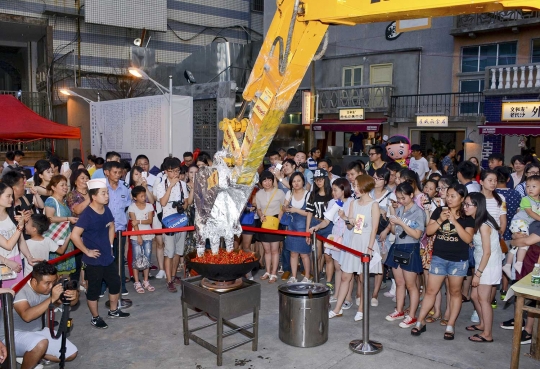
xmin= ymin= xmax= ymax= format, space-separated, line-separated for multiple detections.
xmin=411 ymin=183 xmax=474 ymax=340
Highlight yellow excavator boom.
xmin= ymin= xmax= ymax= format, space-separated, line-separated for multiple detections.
xmin=227 ymin=0 xmax=540 ymax=185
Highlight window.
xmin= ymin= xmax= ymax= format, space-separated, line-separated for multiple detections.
xmin=461 ymin=42 xmax=517 ymax=72
xmin=342 ymin=66 xmax=362 ymax=87
xmin=459 ymin=80 xmax=484 ymax=114
xmin=252 ymin=0 xmax=264 ymax=12
xmin=532 ymin=39 xmax=540 ymax=63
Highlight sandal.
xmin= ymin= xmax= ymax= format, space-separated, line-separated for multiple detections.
xmin=465 ymin=325 xmax=482 ymax=332
xmin=142 ymin=281 xmax=155 ymax=292
xmin=411 ymin=324 xmax=426 ymax=336
xmin=468 ymin=334 xmax=493 ymax=343
xmin=133 ymin=282 xmax=145 ymax=294
xmin=260 ymin=272 xmax=270 ymax=280
xmin=426 ymin=315 xmax=441 ymax=323
xmin=462 ymin=294 xmax=471 ymax=303
xmin=444 ymin=331 xmax=455 ymax=340
xmin=329 ymin=309 xmax=343 ymax=319
xmin=440 ymin=319 xmax=449 ymax=326
xmin=268 ymin=275 xmax=277 ymax=284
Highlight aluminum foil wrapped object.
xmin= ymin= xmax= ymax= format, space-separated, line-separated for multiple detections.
xmin=193 ymin=150 xmax=258 ymax=256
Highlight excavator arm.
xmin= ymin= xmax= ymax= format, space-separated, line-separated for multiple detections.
xmin=221 ymin=0 xmax=540 ymax=185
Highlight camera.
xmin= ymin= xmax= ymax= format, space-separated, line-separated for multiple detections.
xmin=57 ymin=278 xmax=78 ymax=304
xmin=298 ymin=162 xmax=308 ymax=169
xmin=171 ymin=201 xmax=185 ymax=214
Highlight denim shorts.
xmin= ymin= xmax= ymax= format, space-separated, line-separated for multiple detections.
xmin=132 ymin=239 xmax=152 ymax=261
xmin=429 ymin=255 xmax=469 ymax=277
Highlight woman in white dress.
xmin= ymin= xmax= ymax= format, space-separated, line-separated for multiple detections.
xmin=463 ymin=192 xmax=502 ymax=343
xmin=329 ymin=175 xmax=380 ymax=322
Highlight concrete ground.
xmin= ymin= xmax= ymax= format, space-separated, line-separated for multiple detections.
xmin=58 ymin=270 xmax=539 ymax=369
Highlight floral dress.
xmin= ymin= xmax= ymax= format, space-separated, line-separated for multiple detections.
xmin=44 ymin=197 xmax=76 ymax=274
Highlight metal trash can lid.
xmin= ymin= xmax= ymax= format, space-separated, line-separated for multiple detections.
xmin=278 ymin=283 xmax=329 ymax=297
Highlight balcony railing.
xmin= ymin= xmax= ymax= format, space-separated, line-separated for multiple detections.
xmin=0 ymin=91 xmax=49 ymax=118
xmin=317 ymin=85 xmax=394 ymax=114
xmin=484 ymin=63 xmax=540 ymax=94
xmin=390 ymin=92 xmax=484 ymax=118
xmin=454 ymin=10 xmax=540 ymax=31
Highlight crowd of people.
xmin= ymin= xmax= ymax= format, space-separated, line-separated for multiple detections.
xmin=0 ymin=141 xmax=539 ymax=366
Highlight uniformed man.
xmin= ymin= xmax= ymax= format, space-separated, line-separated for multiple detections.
xmin=104 ymin=161 xmax=132 ymax=295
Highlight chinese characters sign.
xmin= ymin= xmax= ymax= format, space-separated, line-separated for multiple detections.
xmin=339 ymin=108 xmax=364 ymax=120
xmin=416 ymin=116 xmax=448 ymax=127
xmin=502 ymin=101 xmax=540 ymax=121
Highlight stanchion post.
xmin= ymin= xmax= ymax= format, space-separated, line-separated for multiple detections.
xmin=2 ymin=292 xmax=17 ymax=369
xmin=349 ymin=255 xmax=383 ymax=355
xmin=107 ymin=231 xmax=132 ymax=309
xmin=311 ymin=232 xmax=319 ymax=283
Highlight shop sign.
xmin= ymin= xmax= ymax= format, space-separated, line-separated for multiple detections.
xmin=302 ymin=91 xmax=311 ymax=125
xmin=339 ymin=108 xmax=364 ymax=120
xmin=416 ymin=116 xmax=448 ymax=127
xmin=502 ymin=101 xmax=540 ymax=121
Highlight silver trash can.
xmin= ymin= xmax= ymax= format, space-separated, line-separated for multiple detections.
xmin=278 ymin=283 xmax=329 ymax=347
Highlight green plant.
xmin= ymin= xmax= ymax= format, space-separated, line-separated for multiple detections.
xmin=429 ymin=137 xmax=450 ymax=160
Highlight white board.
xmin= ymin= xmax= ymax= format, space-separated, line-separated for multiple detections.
xmin=90 ymin=95 xmax=193 ymax=169
xmin=86 ymin=0 xmax=167 ymax=32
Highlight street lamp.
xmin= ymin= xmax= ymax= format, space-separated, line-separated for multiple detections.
xmin=128 ymin=67 xmax=173 ymax=157
xmin=59 ymin=89 xmax=94 ymax=104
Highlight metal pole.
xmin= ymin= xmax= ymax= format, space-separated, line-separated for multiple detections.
xmin=349 ymin=256 xmax=383 ymax=355
xmin=2 ymin=293 xmax=17 ymax=369
xmin=311 ymin=232 xmax=319 ymax=283
xmin=169 ymin=75 xmax=173 ymax=158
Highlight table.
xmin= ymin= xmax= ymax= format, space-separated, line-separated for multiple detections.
xmin=181 ymin=276 xmax=261 ymax=366
xmin=510 ymin=273 xmax=540 ymax=369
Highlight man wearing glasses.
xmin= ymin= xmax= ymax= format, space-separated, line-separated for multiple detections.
xmin=155 ymin=158 xmax=189 ymax=292
xmin=366 ymin=145 xmax=387 ymax=176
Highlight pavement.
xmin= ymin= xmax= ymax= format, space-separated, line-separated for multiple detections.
xmin=54 ymin=270 xmax=539 ymax=369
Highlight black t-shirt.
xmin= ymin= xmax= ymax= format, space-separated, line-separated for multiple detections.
xmin=430 ymin=207 xmax=475 ymax=262
xmin=306 ymin=192 xmax=332 ymax=219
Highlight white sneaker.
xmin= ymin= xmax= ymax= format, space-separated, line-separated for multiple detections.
xmin=355 ymin=297 xmax=360 ymax=306
xmin=287 ymin=276 xmax=298 ymax=284
xmin=383 ymin=291 xmax=395 ymax=298
xmin=371 ymin=298 xmax=378 ymax=307
xmin=399 ymin=315 xmax=418 ymax=328
xmin=155 ymin=270 xmax=166 ymax=279
xmin=342 ymin=300 xmax=353 ymax=310
xmin=354 ymin=312 xmax=363 ymax=321
xmin=471 ymin=310 xmax=480 ymax=323
xmin=329 ymin=297 xmax=338 ymax=303
xmin=301 ymin=277 xmax=312 ymax=283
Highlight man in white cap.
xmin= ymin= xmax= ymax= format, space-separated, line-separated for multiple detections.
xmin=71 ymin=178 xmax=130 ymax=329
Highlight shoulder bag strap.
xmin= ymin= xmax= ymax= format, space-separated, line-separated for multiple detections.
xmin=263 ymin=189 xmax=278 ymax=216
xmin=378 ymin=190 xmax=391 ymax=204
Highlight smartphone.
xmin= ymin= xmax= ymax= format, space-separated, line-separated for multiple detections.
xmin=442 ymin=206 xmax=449 ymax=211
xmin=275 ymin=163 xmax=283 ymax=171
xmin=141 ymin=171 xmax=148 ymax=179
xmin=24 ymin=179 xmax=34 ymax=189
xmin=61 ymin=162 xmax=70 ymax=173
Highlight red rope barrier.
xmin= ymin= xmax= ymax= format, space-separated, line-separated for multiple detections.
xmin=12 ymin=248 xmax=82 ymax=293
xmin=316 ymin=234 xmax=367 ymax=259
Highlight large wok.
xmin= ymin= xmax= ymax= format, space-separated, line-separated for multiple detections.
xmin=186 ymin=250 xmax=260 ymax=282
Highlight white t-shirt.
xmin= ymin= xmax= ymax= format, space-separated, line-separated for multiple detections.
xmin=486 ymin=194 xmax=507 ymax=226
xmin=409 ymin=157 xmax=429 ymax=181
xmin=24 ymin=237 xmax=58 ymax=277
xmin=285 ymin=190 xmax=310 ymax=209
xmin=0 ymin=216 xmax=19 ymax=259
xmin=127 ymin=203 xmax=155 ymax=240
xmin=465 ymin=182 xmax=481 ymax=193
xmin=155 ymin=178 xmax=189 ymax=218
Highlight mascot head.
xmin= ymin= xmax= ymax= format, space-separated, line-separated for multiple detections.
xmin=386 ymin=135 xmax=411 ymax=167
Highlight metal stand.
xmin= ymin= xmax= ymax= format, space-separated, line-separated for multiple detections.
xmin=311 ymin=232 xmax=319 ymax=283
xmin=106 ymin=231 xmax=132 ymax=309
xmin=349 ymin=256 xmax=383 ymax=355
xmin=1 ymin=293 xmax=17 ymax=369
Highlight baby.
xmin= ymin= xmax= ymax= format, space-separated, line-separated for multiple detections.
xmin=505 ymin=175 xmax=540 ymax=276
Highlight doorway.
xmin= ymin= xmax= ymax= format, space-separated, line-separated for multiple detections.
xmin=409 ymin=128 xmax=465 ymax=158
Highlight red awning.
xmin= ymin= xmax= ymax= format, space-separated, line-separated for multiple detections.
xmin=311 ymin=119 xmax=386 ymax=132
xmin=479 ymin=123 xmax=540 ymax=136
xmin=0 ymin=95 xmax=81 ymax=141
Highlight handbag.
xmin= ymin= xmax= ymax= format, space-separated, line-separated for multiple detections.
xmin=162 ymin=213 xmax=189 ymax=229
xmin=376 ymin=191 xmax=392 ymax=235
xmin=393 ymin=249 xmax=412 ymax=265
xmin=132 ymin=249 xmax=151 ymax=270
xmin=240 ymin=203 xmax=256 ymax=225
xmin=280 ymin=212 xmax=293 ymax=227
xmin=500 ymin=238 xmax=509 ymax=254
xmin=261 ymin=190 xmax=279 ymax=230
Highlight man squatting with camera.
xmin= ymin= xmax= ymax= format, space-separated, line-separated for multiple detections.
xmin=71 ymin=178 xmax=130 ymax=329
xmin=0 ymin=262 xmax=78 ymax=369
